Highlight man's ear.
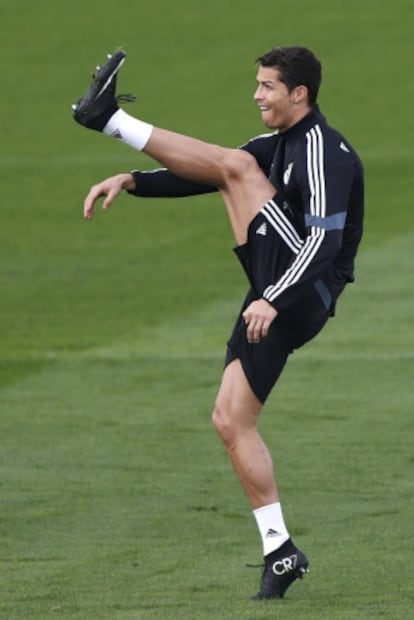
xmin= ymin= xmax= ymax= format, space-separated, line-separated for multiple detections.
xmin=292 ymin=85 xmax=308 ymax=104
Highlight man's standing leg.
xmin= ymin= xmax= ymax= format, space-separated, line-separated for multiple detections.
xmin=129 ymin=130 xmax=310 ymax=598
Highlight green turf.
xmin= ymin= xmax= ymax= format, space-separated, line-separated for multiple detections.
xmin=1 ymin=0 xmax=413 ymax=618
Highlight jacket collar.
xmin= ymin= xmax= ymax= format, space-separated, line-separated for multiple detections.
xmin=279 ymin=105 xmax=325 ymax=139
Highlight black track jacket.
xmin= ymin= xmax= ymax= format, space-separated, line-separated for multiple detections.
xmin=128 ymin=107 xmax=364 ymax=312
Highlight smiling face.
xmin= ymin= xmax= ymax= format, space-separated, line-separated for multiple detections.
xmin=254 ymin=66 xmax=311 ymax=131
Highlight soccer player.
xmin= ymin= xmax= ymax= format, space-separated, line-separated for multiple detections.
xmin=72 ymin=47 xmax=364 ymax=600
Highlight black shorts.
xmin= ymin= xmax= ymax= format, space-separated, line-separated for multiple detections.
xmin=225 ymin=208 xmax=332 ymax=403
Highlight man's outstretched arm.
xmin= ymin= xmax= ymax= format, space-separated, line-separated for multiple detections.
xmin=83 ymin=168 xmax=217 ymax=219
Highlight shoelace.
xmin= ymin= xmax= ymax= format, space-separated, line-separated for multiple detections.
xmin=116 ymin=93 xmax=136 ymax=104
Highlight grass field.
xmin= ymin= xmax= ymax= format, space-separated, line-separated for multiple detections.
xmin=1 ymin=1 xmax=413 ymax=618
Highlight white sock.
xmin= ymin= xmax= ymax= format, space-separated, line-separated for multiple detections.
xmin=253 ymin=502 xmax=290 ymax=556
xmin=103 ymin=109 xmax=154 ymax=151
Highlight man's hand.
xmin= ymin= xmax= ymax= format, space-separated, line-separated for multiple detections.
xmin=83 ymin=173 xmax=136 ymax=219
xmin=242 ymin=299 xmax=278 ymax=343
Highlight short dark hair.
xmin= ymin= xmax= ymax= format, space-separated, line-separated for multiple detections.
xmin=256 ymin=46 xmax=322 ymax=104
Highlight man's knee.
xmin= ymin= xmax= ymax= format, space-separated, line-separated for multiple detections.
xmin=220 ymin=148 xmax=262 ymax=184
xmin=212 ymin=398 xmax=259 ymax=449
xmin=212 ymin=402 xmax=236 ymax=447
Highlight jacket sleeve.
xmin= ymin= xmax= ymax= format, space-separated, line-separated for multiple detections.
xmin=262 ymin=127 xmax=358 ymax=311
xmin=127 ymin=168 xmax=217 ymax=198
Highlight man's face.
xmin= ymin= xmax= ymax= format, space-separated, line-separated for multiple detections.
xmin=254 ymin=66 xmax=306 ymax=131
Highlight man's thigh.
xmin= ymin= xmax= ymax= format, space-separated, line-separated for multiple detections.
xmin=225 ymin=316 xmax=292 ymax=405
xmin=215 ymin=359 xmax=263 ymax=425
xmin=224 ymin=284 xmax=331 ymax=405
xmin=218 ymin=153 xmax=276 ymax=246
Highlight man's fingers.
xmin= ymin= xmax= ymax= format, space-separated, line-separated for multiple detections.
xmin=243 ymin=311 xmax=258 ymax=342
xmin=261 ymin=318 xmax=271 ymax=339
xmin=83 ymin=195 xmax=96 ymax=219
xmin=83 ymin=175 xmax=129 ymax=219
xmin=102 ymin=186 xmax=119 ymax=210
xmin=245 ymin=317 xmax=260 ymax=343
xmin=243 ymin=312 xmax=272 ymax=343
xmin=243 ymin=301 xmax=277 ymax=341
xmin=83 ymin=185 xmax=103 ymax=219
xmin=83 ymin=183 xmax=116 ymax=218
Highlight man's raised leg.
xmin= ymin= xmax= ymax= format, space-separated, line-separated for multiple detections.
xmin=145 ymin=128 xmax=276 ymax=244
